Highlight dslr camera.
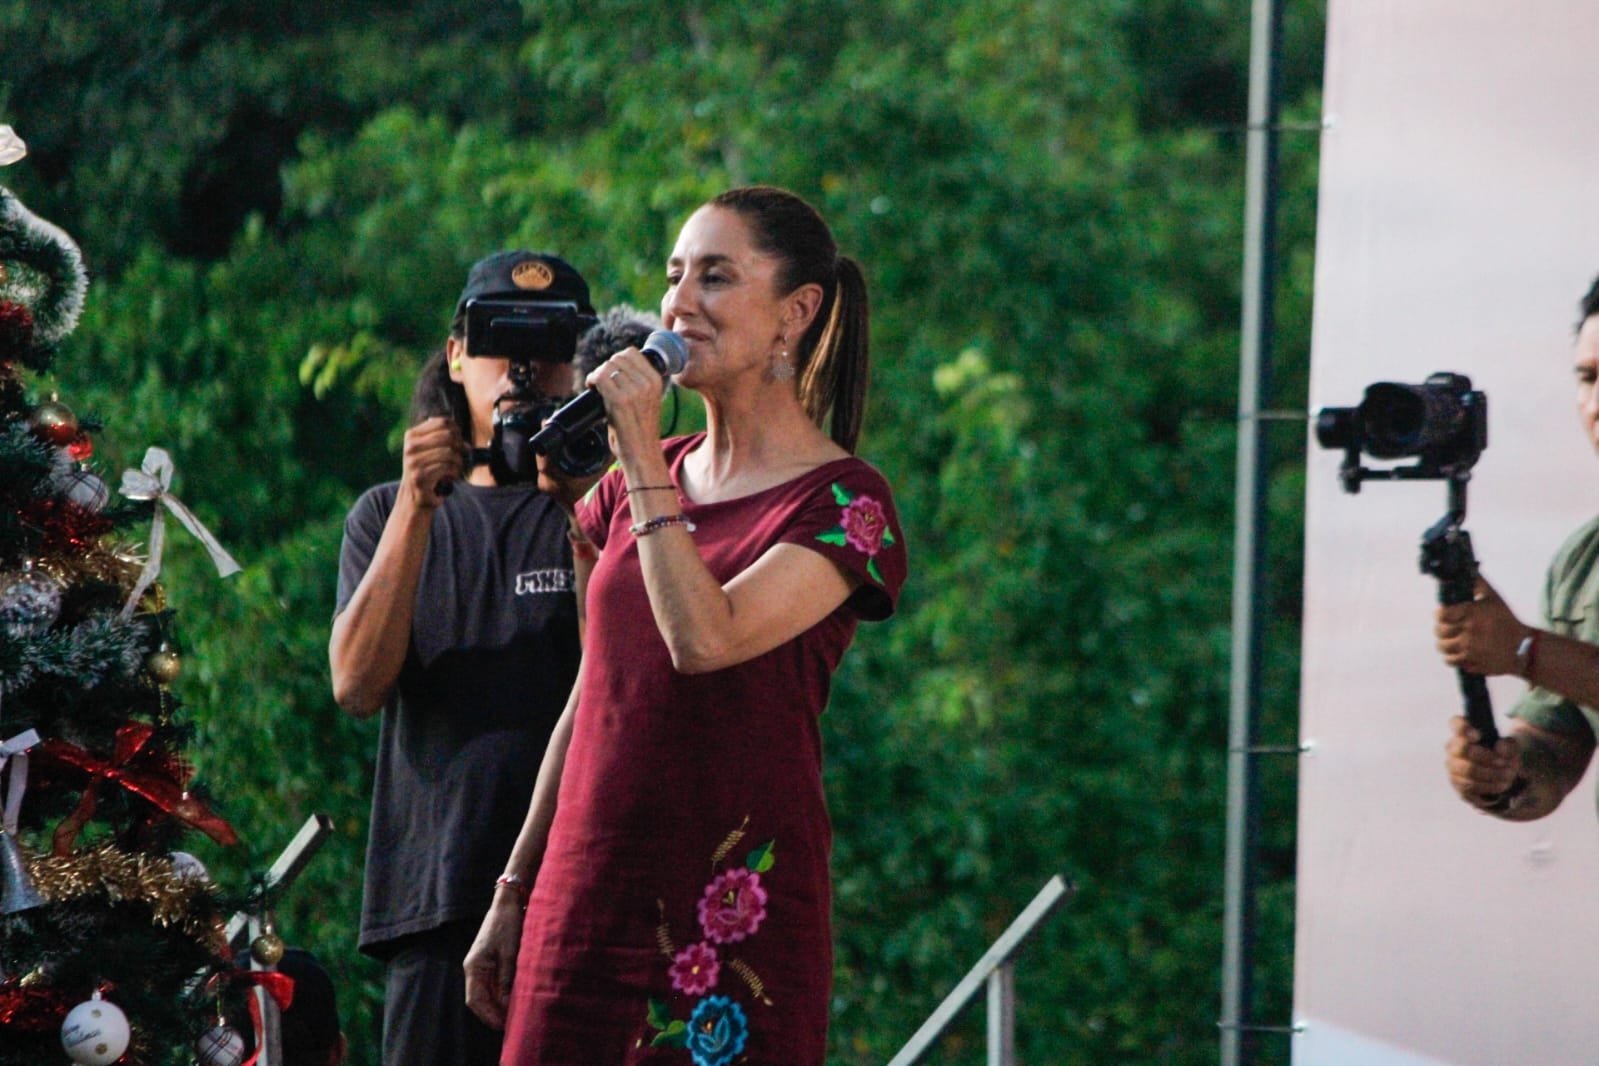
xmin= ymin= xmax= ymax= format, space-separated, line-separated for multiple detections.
xmin=1315 ymin=370 xmax=1500 ymax=743
xmin=464 ymin=297 xmax=603 ymax=481
xmin=1314 ymin=371 xmax=1487 ymax=492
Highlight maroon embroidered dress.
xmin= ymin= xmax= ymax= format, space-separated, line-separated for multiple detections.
xmin=500 ymin=434 xmax=907 ymax=1066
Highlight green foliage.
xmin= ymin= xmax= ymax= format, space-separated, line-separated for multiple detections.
xmin=1 ymin=0 xmax=1323 ymax=1061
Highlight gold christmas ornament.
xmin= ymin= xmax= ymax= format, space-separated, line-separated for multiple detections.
xmin=145 ymin=645 xmax=182 ymax=685
xmin=250 ymin=931 xmax=285 ymax=967
xmin=27 ymin=396 xmax=79 ymax=446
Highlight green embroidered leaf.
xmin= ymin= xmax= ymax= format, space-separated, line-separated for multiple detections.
xmin=868 ymin=557 xmax=884 ymax=584
xmin=747 ymin=840 xmax=776 ymax=873
xmin=882 ymin=527 xmax=896 ymax=547
xmin=816 ymin=528 xmax=848 ymax=546
xmin=647 ymin=998 xmax=672 ymax=1030
xmin=651 ymin=1021 xmax=689 ymax=1048
xmin=831 ymin=482 xmax=851 ymax=505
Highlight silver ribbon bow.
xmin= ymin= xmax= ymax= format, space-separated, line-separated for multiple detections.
xmin=1 ymin=729 xmax=39 ymax=836
xmin=119 ymin=446 xmax=242 ymax=619
xmin=0 ymin=125 xmax=24 ymax=167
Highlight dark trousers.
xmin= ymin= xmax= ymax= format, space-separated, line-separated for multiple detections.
xmin=382 ymin=921 xmax=503 ymax=1066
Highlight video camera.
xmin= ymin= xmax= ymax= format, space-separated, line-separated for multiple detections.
xmin=1315 ymin=371 xmax=1498 ymax=744
xmin=463 ymin=297 xmax=603 ymax=481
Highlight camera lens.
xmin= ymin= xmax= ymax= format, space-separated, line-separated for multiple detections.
xmin=1358 ymin=382 xmax=1466 ymax=460
xmin=1357 ymin=384 xmax=1428 ymax=458
xmin=1314 ymin=407 xmax=1358 ymax=450
xmin=553 ymin=426 xmax=613 ymax=478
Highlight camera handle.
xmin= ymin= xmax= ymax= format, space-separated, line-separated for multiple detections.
xmin=1417 ymin=481 xmax=1499 ymax=746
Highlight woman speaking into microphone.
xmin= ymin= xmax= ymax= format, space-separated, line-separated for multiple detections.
xmin=464 ymin=185 xmax=907 ymax=1065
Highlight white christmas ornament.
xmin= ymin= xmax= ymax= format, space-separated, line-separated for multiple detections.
xmin=54 ymin=468 xmax=111 ymax=512
xmin=195 ymin=1023 xmax=246 ymax=1066
xmin=60 ymin=991 xmax=131 ymax=1065
xmin=168 ymin=850 xmax=210 ymax=883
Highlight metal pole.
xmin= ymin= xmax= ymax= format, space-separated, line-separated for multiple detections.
xmin=1220 ymin=0 xmax=1282 ymax=1062
xmin=986 ymin=962 xmax=1015 ymax=1066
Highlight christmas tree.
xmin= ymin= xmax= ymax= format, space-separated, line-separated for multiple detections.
xmin=0 ymin=128 xmax=263 ymax=1066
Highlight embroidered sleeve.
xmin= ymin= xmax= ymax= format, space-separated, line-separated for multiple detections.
xmin=779 ymin=461 xmax=907 ymax=621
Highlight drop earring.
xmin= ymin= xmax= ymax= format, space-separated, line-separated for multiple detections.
xmin=771 ymin=336 xmax=795 ymax=381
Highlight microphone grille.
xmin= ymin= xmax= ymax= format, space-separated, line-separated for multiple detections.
xmin=644 ymin=330 xmax=689 ymax=375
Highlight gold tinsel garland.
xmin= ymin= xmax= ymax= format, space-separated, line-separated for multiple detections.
xmin=37 ymin=543 xmax=164 ymax=614
xmin=26 ymin=845 xmax=228 ymax=954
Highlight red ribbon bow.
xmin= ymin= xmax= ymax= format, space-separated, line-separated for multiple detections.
xmin=233 ymin=969 xmax=296 ymax=1011
xmin=33 ymin=722 xmax=238 ymax=853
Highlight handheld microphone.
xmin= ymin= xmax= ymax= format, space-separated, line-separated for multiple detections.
xmin=528 ymin=330 xmax=689 ymax=455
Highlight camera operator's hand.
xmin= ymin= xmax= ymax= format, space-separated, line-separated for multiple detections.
xmin=1445 ymin=715 xmax=1524 ymax=812
xmin=400 ymin=416 xmax=468 ymax=508
xmin=536 ymin=452 xmax=605 ymax=516
xmin=1435 ymin=576 xmax=1530 ymax=676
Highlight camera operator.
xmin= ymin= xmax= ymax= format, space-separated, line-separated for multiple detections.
xmin=1435 ymin=273 xmax=1599 ymax=820
xmin=328 ymin=251 xmax=610 ymax=1065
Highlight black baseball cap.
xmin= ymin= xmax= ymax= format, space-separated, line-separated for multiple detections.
xmin=277 ymin=948 xmax=340 ymax=1062
xmin=453 ymin=251 xmax=595 ymax=321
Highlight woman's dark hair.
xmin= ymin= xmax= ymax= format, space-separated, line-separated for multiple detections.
xmin=709 ymin=185 xmax=870 ymax=453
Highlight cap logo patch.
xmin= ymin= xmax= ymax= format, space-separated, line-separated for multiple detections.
xmin=512 ymin=260 xmax=555 ymax=290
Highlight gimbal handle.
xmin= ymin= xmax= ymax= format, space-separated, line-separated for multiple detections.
xmin=1421 ymin=517 xmax=1500 ymax=746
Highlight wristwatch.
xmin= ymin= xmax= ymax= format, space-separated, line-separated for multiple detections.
xmin=1480 ymin=775 xmax=1528 ymax=814
xmin=1513 ymin=631 xmax=1539 ymax=679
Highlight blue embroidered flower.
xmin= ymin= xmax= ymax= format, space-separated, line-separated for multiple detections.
xmin=686 ymin=996 xmax=749 ymax=1066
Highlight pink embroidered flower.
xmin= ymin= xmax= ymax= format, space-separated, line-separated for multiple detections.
xmin=839 ymin=494 xmax=889 ymax=556
xmin=668 ymin=941 xmax=721 ymax=996
xmin=697 ymin=869 xmax=769 ymax=944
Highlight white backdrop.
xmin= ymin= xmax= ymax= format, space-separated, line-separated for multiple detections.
xmin=1295 ymin=3 xmax=1599 ymax=1064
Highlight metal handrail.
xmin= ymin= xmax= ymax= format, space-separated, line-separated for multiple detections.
xmin=224 ymin=813 xmax=334 ymax=1066
xmin=887 ymin=874 xmax=1076 ymax=1066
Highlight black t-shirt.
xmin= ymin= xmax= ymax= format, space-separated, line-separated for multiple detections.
xmin=335 ymin=480 xmax=581 ymax=955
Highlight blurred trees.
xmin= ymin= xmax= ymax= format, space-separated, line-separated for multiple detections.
xmin=0 ymin=0 xmax=1323 ymax=1061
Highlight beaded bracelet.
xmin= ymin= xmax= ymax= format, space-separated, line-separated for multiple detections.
xmin=625 ymin=484 xmax=677 ymax=495
xmin=630 ymin=514 xmax=696 ymax=537
xmin=494 ymin=873 xmax=531 ymax=901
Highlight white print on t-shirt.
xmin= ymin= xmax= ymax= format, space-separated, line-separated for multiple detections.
xmin=515 ymin=568 xmax=576 ymax=596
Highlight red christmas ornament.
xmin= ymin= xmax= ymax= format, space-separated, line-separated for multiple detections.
xmin=67 ymin=432 xmax=93 ymax=462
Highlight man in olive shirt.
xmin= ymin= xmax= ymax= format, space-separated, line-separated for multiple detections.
xmin=1435 ymin=272 xmax=1599 ymax=820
